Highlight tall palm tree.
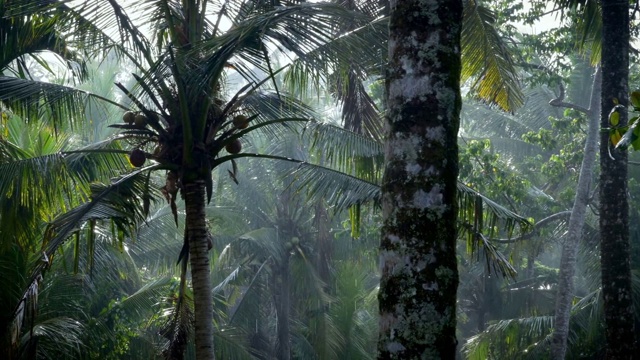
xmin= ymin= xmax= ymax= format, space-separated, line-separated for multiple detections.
xmin=599 ymin=0 xmax=636 ymax=356
xmin=378 ymin=1 xmax=462 ymax=357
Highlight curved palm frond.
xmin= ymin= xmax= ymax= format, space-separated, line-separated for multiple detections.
xmin=0 ymin=76 xmax=126 ymax=129
xmin=462 ymin=0 xmax=524 ymax=112
xmin=0 ymin=1 xmax=82 ymax=75
xmin=301 ymin=121 xmax=383 ymax=180
xmin=194 ymin=3 xmax=374 ymax=93
xmin=0 ymin=128 xmax=130 ymax=253
xmin=551 ymin=0 xmax=602 ymax=64
xmin=18 ymin=317 xmax=84 ymax=359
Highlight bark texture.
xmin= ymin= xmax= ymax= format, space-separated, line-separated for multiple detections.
xmin=184 ymin=180 xmax=215 ymax=360
xmin=600 ymin=1 xmax=636 ymax=358
xmin=378 ymin=1 xmax=461 ymax=359
xmin=550 ymin=67 xmax=601 ymax=360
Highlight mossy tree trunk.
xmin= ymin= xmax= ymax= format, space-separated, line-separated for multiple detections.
xmin=378 ymin=1 xmax=462 ymax=359
xmin=600 ymin=1 xmax=636 ymax=358
xmin=184 ymin=179 xmax=215 ymax=360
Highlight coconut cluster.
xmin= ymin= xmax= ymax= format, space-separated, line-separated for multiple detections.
xmin=122 ymin=110 xmax=252 ymax=167
xmin=122 ymin=111 xmax=149 ymax=128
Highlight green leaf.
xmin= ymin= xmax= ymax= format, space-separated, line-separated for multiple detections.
xmin=609 ymin=104 xmax=625 ymax=126
xmin=630 ymin=91 xmax=640 ymax=108
xmin=461 ymin=0 xmax=523 ymax=112
xmin=616 ymin=122 xmax=640 ymax=150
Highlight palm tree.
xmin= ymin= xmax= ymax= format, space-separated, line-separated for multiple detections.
xmin=1 ymin=1 xmax=387 ymax=359
xmin=599 ymin=0 xmax=636 ymax=356
xmin=550 ymin=65 xmax=601 ymax=360
xmin=378 ymin=0 xmax=462 ymax=358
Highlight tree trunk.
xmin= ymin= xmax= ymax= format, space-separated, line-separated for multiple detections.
xmin=550 ymin=66 xmax=601 ymax=360
xmin=184 ymin=179 xmax=215 ymax=360
xmin=378 ymin=1 xmax=461 ymax=359
xmin=274 ymin=253 xmax=291 ymax=360
xmin=600 ymin=1 xmax=636 ymax=358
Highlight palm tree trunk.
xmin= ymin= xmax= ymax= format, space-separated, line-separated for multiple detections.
xmin=600 ymin=1 xmax=636 ymax=357
xmin=550 ymin=66 xmax=601 ymax=360
xmin=275 ymin=253 xmax=291 ymax=360
xmin=378 ymin=0 xmax=461 ymax=358
xmin=184 ymin=179 xmax=215 ymax=360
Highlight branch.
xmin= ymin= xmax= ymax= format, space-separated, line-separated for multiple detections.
xmin=492 ymin=210 xmax=571 ymax=243
xmin=548 ymin=83 xmax=589 ymax=114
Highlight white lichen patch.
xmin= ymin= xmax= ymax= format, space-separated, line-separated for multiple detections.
xmin=422 ymin=282 xmax=439 ymax=291
xmin=388 ymin=234 xmax=401 ymax=244
xmin=412 ymin=186 xmax=443 ymax=209
xmin=416 ymin=250 xmax=437 ymax=270
xmin=400 ymin=54 xmax=415 ymax=75
xmin=380 ymin=250 xmax=413 ymax=275
xmin=424 ymin=125 xmax=446 ymax=145
xmin=388 ymin=75 xmax=433 ymax=103
xmin=405 ymin=162 xmax=422 ymax=176
xmin=390 ymin=135 xmax=423 ymax=161
xmin=386 ymin=341 xmax=407 ymax=353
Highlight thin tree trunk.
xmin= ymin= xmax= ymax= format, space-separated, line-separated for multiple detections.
xmin=378 ymin=1 xmax=461 ymax=359
xmin=275 ymin=254 xmax=291 ymax=360
xmin=184 ymin=179 xmax=215 ymax=360
xmin=550 ymin=66 xmax=601 ymax=360
xmin=600 ymin=1 xmax=636 ymax=358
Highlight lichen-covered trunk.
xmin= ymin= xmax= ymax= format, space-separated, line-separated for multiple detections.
xmin=550 ymin=67 xmax=601 ymax=360
xmin=378 ymin=1 xmax=461 ymax=359
xmin=600 ymin=1 xmax=637 ymax=358
xmin=184 ymin=180 xmax=215 ymax=360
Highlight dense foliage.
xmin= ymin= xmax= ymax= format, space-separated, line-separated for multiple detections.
xmin=1 ymin=0 xmax=640 ymax=359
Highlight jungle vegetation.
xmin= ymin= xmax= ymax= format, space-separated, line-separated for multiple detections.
xmin=1 ymin=0 xmax=639 ymax=359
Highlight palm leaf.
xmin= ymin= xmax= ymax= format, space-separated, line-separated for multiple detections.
xmin=462 ymin=0 xmax=524 ymax=112
xmin=0 ymin=4 xmax=81 ymax=74
xmin=0 ymin=76 xmax=126 ymax=129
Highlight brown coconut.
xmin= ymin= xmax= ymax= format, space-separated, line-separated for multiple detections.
xmin=225 ymin=139 xmax=242 ymax=154
xmin=129 ymin=149 xmax=146 ymax=167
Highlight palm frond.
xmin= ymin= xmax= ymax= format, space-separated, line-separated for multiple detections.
xmin=0 ymin=76 xmax=126 ymax=128
xmin=462 ymin=315 xmax=554 ymax=360
xmin=194 ymin=3 xmax=371 ymax=93
xmin=0 ymin=5 xmax=81 ymax=73
xmin=551 ymin=0 xmax=601 ymax=64
xmin=331 ymin=68 xmax=383 ymax=140
xmin=0 ymin=134 xmax=130 ymax=252
xmin=4 ymin=167 xmax=154 ymax=334
xmin=462 ymin=0 xmax=523 ymax=112
xmin=19 ymin=317 xmax=84 ymax=359
xmin=238 ymin=227 xmax=283 ymax=262
xmin=301 ymin=121 xmax=383 ymax=181
xmin=287 ymin=161 xmax=381 ymax=211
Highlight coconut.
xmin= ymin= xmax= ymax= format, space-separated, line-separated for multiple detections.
xmin=232 ymin=115 xmax=250 ymax=129
xmin=134 ymin=114 xmax=147 ymax=128
xmin=129 ymin=149 xmax=146 ymax=167
xmin=123 ymin=111 xmax=135 ymax=124
xmin=225 ymin=139 xmax=242 ymax=154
